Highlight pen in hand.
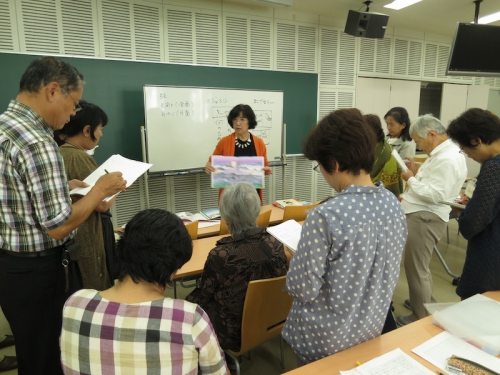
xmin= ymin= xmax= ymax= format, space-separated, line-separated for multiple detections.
xmin=104 ymin=169 xmax=110 ymax=174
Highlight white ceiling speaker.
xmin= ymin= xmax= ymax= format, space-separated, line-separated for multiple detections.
xmin=252 ymin=0 xmax=293 ymax=6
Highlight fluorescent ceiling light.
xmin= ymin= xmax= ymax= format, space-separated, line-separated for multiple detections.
xmin=478 ymin=11 xmax=500 ymax=24
xmin=384 ymin=0 xmax=422 ymax=10
xmin=252 ymin=0 xmax=293 ymax=6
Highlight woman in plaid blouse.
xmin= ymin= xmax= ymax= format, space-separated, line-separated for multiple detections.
xmin=60 ymin=209 xmax=229 ymax=375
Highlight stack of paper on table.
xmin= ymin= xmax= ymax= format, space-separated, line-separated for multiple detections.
xmin=413 ymin=331 xmax=500 ymax=374
xmin=200 ymin=207 xmax=221 ymax=220
xmin=266 ymin=220 xmax=302 ymax=252
xmin=70 ymin=154 xmax=152 ymax=202
xmin=431 ymin=294 xmax=500 ymax=355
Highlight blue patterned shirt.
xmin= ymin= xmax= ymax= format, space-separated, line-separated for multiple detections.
xmin=0 ymin=100 xmax=74 ymax=251
xmin=282 ymin=183 xmax=407 ymax=363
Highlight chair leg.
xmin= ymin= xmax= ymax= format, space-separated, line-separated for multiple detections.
xmin=224 ymin=351 xmax=241 ymax=375
xmin=280 ymin=335 xmax=285 ymax=369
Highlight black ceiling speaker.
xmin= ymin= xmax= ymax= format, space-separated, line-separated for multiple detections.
xmin=344 ymin=10 xmax=389 ymax=39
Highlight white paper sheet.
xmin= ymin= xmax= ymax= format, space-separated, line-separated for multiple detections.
xmin=266 ymin=219 xmax=302 ymax=252
xmin=70 ymin=154 xmax=152 ymax=201
xmin=340 ymin=348 xmax=435 ymax=375
xmin=412 ymin=331 xmax=500 ymax=374
xmin=391 ymin=149 xmax=409 ymax=172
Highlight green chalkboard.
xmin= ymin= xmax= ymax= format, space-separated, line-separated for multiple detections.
xmin=0 ymin=53 xmax=318 ymax=164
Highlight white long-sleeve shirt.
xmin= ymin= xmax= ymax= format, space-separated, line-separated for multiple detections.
xmin=401 ymin=139 xmax=467 ymax=222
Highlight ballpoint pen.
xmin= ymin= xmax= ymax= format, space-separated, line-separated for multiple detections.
xmin=104 ymin=169 xmax=110 ymax=174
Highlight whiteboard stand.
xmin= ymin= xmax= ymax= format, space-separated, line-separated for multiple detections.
xmin=140 ymin=126 xmax=151 ymax=209
xmin=282 ymin=123 xmax=286 ymax=199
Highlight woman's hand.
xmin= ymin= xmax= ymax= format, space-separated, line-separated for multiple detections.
xmin=457 ymin=192 xmax=470 ymax=205
xmin=205 ymin=161 xmax=215 ymax=174
xmin=263 ymin=166 xmax=272 ymax=175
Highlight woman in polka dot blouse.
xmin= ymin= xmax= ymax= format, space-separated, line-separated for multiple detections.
xmin=282 ymin=108 xmax=408 ymax=365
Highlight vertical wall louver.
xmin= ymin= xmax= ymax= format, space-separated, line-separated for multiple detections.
xmin=423 ymin=42 xmax=451 ymax=81
xmin=392 ymin=37 xmax=422 ymax=78
xmin=60 ymin=0 xmax=97 ymax=57
xmin=195 ymin=12 xmax=220 ymax=65
xmin=318 ymin=89 xmax=355 ymax=119
xmin=0 ymin=0 xmax=18 ymax=51
xmin=275 ymin=20 xmax=317 ymax=72
xmin=133 ymin=3 xmax=162 ymax=61
xmin=18 ymin=0 xmax=61 ymax=53
xmin=358 ymin=36 xmax=392 ymax=76
xmin=225 ymin=16 xmax=248 ymax=67
xmin=165 ymin=5 xmax=220 ymax=66
xmin=319 ymin=26 xmax=356 ymax=88
xmin=99 ymin=0 xmax=133 ymax=59
xmin=223 ymin=14 xmax=272 ymax=69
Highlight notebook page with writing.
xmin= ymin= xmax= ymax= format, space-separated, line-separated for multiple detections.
xmin=266 ymin=220 xmax=302 ymax=252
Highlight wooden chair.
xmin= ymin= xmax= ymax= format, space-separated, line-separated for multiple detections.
xmin=173 ymin=221 xmax=198 ymax=298
xmin=255 ymin=209 xmax=272 ymax=228
xmin=219 ymin=210 xmax=272 ymax=235
xmin=225 ymin=275 xmax=293 ymax=375
xmin=282 ymin=203 xmax=319 ymax=222
xmin=219 ymin=219 xmax=230 ymax=235
xmin=185 ymin=220 xmax=198 ymax=240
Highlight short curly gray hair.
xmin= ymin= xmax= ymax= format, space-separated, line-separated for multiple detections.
xmin=409 ymin=114 xmax=446 ymax=139
xmin=219 ymin=182 xmax=260 ymax=235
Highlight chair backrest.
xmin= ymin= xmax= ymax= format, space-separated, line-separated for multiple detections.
xmin=232 ymin=275 xmax=293 ymax=355
xmin=185 ymin=220 xmax=198 ymax=240
xmin=256 ymin=209 xmax=272 ymax=228
xmin=282 ymin=203 xmax=319 ymax=222
xmin=219 ymin=219 xmax=230 ymax=235
xmin=220 ymin=209 xmax=272 ymax=235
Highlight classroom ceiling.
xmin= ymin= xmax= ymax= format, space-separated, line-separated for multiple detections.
xmin=233 ymin=0 xmax=500 ymax=36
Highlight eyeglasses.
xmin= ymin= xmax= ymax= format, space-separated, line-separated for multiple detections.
xmin=313 ymin=163 xmax=321 ymax=173
xmin=61 ymin=87 xmax=82 ymax=113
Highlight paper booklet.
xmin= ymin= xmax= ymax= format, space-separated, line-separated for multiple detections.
xmin=273 ymin=198 xmax=304 ymax=209
xmin=200 ymin=207 xmax=221 ymax=220
xmin=391 ymin=149 xmax=409 ymax=172
xmin=69 ymin=154 xmax=152 ymax=202
xmin=266 ymin=220 xmax=302 ymax=252
xmin=176 ymin=212 xmax=220 ymax=228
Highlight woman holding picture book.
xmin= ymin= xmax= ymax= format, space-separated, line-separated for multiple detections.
xmin=205 ymin=104 xmax=272 ymax=204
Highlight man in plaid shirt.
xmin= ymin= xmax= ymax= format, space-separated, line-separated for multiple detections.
xmin=0 ymin=56 xmax=126 ymax=375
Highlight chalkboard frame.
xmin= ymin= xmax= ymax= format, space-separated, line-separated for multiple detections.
xmin=0 ymin=52 xmax=318 ymax=165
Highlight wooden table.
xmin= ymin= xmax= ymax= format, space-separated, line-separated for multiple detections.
xmin=197 ymin=204 xmax=285 ymax=238
xmin=283 ymin=291 xmax=500 ymax=374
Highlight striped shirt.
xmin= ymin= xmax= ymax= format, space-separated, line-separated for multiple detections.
xmin=61 ymin=289 xmax=229 ymax=375
xmin=0 ymin=100 xmax=74 ymax=251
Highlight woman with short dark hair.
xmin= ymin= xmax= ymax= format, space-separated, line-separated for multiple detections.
xmin=283 ymin=108 xmax=407 ymax=365
xmin=385 ymin=106 xmax=416 ymax=158
xmin=60 ymin=209 xmax=229 ymax=375
xmin=447 ymin=108 xmax=500 ymax=299
xmin=186 ymin=182 xmax=288 ymax=351
xmin=204 ymin=104 xmax=272 ymax=203
xmin=54 ymin=101 xmax=115 ymax=290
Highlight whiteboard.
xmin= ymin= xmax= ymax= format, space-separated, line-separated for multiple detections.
xmin=144 ymin=85 xmax=284 ymax=173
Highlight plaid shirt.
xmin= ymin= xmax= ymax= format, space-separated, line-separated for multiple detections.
xmin=0 ymin=100 xmax=74 ymax=251
xmin=61 ymin=289 xmax=228 ymax=375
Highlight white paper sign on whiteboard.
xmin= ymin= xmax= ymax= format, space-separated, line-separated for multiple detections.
xmin=144 ymin=85 xmax=284 ymax=173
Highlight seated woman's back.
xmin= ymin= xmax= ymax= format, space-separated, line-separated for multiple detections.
xmin=60 ymin=209 xmax=228 ymax=375
xmin=61 ymin=290 xmax=225 ymax=374
xmin=186 ymin=182 xmax=288 ymax=351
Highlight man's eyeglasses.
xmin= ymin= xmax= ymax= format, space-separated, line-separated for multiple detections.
xmin=313 ymin=164 xmax=320 ymax=173
xmin=61 ymin=87 xmax=82 ymax=113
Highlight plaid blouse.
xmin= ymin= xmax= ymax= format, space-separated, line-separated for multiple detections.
xmin=61 ymin=289 xmax=228 ymax=375
xmin=0 ymin=100 xmax=74 ymax=251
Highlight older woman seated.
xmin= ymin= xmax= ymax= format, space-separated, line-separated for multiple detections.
xmin=186 ymin=182 xmax=288 ymax=351
xmin=60 ymin=209 xmax=228 ymax=375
